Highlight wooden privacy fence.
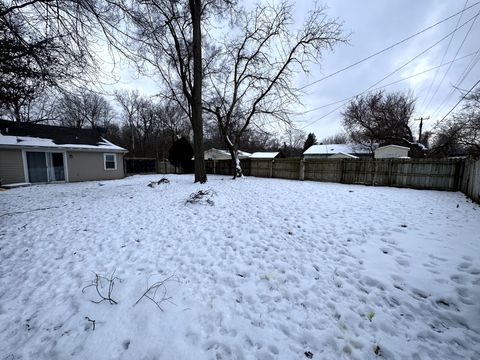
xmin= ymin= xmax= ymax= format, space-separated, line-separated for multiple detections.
xmin=461 ymin=159 xmax=480 ymax=203
xmin=124 ymin=157 xmax=156 ymax=174
xmin=205 ymin=157 xmax=480 ymax=203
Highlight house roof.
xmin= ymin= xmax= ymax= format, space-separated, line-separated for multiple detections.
xmin=249 ymin=152 xmax=279 ymax=159
xmin=205 ymin=148 xmax=251 ymax=157
xmin=375 ymin=144 xmax=410 ymax=151
xmin=303 ymin=144 xmax=371 ymax=156
xmin=329 ymin=152 xmax=359 ymax=159
xmin=0 ymin=120 xmax=127 ymax=152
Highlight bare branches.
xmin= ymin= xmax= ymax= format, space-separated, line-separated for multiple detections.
xmin=134 ymin=274 xmax=179 ymax=311
xmin=82 ymin=271 xmax=120 ymax=305
xmin=342 ymin=90 xmax=416 ymax=150
xmin=203 ymin=1 xmax=345 ymax=177
xmin=185 ymin=189 xmax=216 ymax=205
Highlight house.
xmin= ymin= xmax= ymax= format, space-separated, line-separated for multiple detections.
xmin=249 ymin=151 xmax=285 ymax=159
xmin=374 ymin=145 xmax=410 ymax=159
xmin=204 ymin=148 xmax=251 ymax=160
xmin=303 ymin=144 xmax=371 ymax=158
xmin=0 ymin=120 xmax=127 ymax=186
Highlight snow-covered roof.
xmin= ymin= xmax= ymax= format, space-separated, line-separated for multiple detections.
xmin=0 ymin=120 xmax=127 ymax=152
xmin=249 ymin=152 xmax=279 ymax=159
xmin=205 ymin=148 xmax=251 ymax=157
xmin=375 ymin=144 xmax=410 ymax=151
xmin=329 ymin=152 xmax=359 ymax=159
xmin=0 ymin=133 xmax=127 ymax=152
xmin=303 ymin=144 xmax=371 ymax=155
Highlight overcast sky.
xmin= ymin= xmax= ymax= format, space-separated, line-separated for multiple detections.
xmin=107 ymin=0 xmax=480 ymax=142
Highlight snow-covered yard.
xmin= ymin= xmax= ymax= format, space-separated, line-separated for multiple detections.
xmin=0 ymin=175 xmax=479 ymax=360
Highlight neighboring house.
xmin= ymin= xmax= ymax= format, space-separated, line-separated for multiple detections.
xmin=0 ymin=120 xmax=127 ymax=186
xmin=204 ymin=148 xmax=251 ymax=160
xmin=249 ymin=151 xmax=285 ymax=159
xmin=303 ymin=144 xmax=372 ymax=158
xmin=374 ymin=145 xmax=410 ymax=159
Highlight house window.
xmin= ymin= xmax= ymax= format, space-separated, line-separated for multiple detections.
xmin=104 ymin=153 xmax=117 ymax=170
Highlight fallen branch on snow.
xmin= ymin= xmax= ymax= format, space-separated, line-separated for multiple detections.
xmin=147 ymin=178 xmax=170 ymax=188
xmin=134 ymin=274 xmax=179 ymax=311
xmin=82 ymin=270 xmax=120 ymax=305
xmin=185 ymin=190 xmax=216 ymax=206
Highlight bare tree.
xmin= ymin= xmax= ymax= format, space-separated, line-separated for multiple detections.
xmin=0 ymin=0 xmax=118 ymax=121
xmin=56 ymin=90 xmax=115 ymax=129
xmin=321 ymin=132 xmax=348 ymax=144
xmin=430 ymin=88 xmax=480 ymax=156
xmin=116 ymin=0 xmax=235 ymax=183
xmin=342 ymin=90 xmax=416 ymax=151
xmin=203 ymin=2 xmax=345 ymax=177
xmin=114 ymin=89 xmax=141 ymax=153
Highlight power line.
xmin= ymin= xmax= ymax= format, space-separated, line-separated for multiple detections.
xmin=419 ymin=0 xmax=469 ymax=112
xmin=422 ymin=8 xmax=480 ymax=113
xmin=299 ymin=0 xmax=480 ymax=91
xmin=299 ymin=13 xmax=479 ymax=130
xmin=430 ymin=48 xmax=480 ymax=118
xmin=299 ymin=51 xmax=477 ymax=115
xmin=438 ymin=78 xmax=480 ymax=122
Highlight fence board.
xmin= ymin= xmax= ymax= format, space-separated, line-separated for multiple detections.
xmin=461 ymin=159 xmax=480 ymax=203
xmin=205 ymin=157 xmax=480 ymax=203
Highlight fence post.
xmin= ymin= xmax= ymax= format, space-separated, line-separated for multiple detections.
xmin=299 ymin=159 xmax=305 ymax=180
xmin=270 ymin=160 xmax=274 ymax=178
xmin=454 ymin=159 xmax=465 ymax=191
xmin=340 ymin=159 xmax=345 ymax=183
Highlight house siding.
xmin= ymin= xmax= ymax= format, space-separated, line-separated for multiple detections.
xmin=0 ymin=149 xmax=25 ymax=185
xmin=67 ymin=151 xmax=124 ymax=182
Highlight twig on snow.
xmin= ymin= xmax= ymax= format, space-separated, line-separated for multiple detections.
xmin=82 ymin=270 xmax=120 ymax=305
xmin=134 ymin=274 xmax=179 ymax=311
xmin=185 ymin=189 xmax=216 ymax=205
xmin=85 ymin=316 xmax=96 ymax=330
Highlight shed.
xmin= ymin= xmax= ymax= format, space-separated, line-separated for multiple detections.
xmin=0 ymin=120 xmax=127 ymax=185
xmin=374 ymin=145 xmax=410 ymax=159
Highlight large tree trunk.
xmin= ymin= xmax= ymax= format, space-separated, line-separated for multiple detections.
xmin=189 ymin=0 xmax=207 ymax=183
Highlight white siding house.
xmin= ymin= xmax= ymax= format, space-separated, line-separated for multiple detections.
xmin=374 ymin=145 xmax=410 ymax=159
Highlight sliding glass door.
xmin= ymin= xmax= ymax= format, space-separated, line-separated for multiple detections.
xmin=26 ymin=152 xmax=48 ymax=183
xmin=26 ymin=152 xmax=65 ymax=183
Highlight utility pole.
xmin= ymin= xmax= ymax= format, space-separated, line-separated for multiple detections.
xmin=414 ymin=117 xmax=430 ymax=143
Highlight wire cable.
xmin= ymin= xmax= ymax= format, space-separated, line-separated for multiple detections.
xmin=422 ymin=8 xmax=480 ymax=113
xmin=299 ymin=14 xmax=479 ymax=129
xmin=298 ymin=0 xmax=480 ymax=91
xmin=419 ymin=0 xmax=469 ymax=112
xmin=438 ymin=78 xmax=480 ymax=122
xmin=299 ymin=52 xmax=477 ymax=115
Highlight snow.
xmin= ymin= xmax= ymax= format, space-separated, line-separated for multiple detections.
xmin=249 ymin=152 xmax=279 ymax=159
xmin=0 ymin=133 xmax=127 ymax=152
xmin=303 ymin=144 xmax=371 ymax=156
xmin=0 ymin=175 xmax=479 ymax=360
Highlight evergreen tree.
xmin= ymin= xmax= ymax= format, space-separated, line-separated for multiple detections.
xmin=303 ymin=133 xmax=318 ymax=151
xmin=168 ymin=137 xmax=194 ymax=173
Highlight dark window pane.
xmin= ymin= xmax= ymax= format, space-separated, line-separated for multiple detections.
xmin=27 ymin=152 xmax=48 ymax=183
